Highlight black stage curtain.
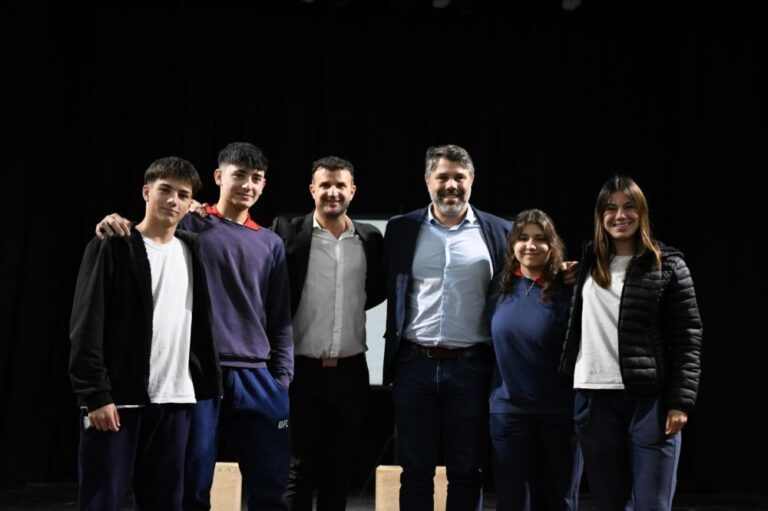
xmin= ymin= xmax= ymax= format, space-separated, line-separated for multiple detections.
xmin=1 ymin=0 xmax=762 ymax=494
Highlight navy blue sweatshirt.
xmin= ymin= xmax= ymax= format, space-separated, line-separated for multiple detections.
xmin=489 ymin=278 xmax=572 ymax=415
xmin=181 ymin=210 xmax=294 ymax=389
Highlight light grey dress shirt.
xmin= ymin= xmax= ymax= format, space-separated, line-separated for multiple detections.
xmin=292 ymin=216 xmax=368 ymax=359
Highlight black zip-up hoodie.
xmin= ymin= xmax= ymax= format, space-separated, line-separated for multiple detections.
xmin=69 ymin=228 xmax=221 ymax=411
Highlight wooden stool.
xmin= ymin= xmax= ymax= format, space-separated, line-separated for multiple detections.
xmin=210 ymin=462 xmax=242 ymax=511
xmin=375 ymin=465 xmax=447 ymax=511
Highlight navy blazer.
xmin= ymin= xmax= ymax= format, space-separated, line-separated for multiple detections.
xmin=271 ymin=213 xmax=386 ymax=317
xmin=382 ymin=206 xmax=512 ymax=385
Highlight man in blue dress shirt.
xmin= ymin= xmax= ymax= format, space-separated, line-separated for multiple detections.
xmin=383 ymin=145 xmax=511 ymax=510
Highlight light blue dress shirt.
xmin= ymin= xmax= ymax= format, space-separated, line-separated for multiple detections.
xmin=403 ymin=205 xmax=493 ymax=348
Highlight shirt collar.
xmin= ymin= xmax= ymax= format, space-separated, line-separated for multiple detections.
xmin=312 ymin=214 xmax=356 ymax=236
xmin=427 ymin=203 xmax=476 ymax=226
xmin=513 ymin=268 xmax=546 ymax=287
xmin=205 ymin=204 xmax=260 ymax=231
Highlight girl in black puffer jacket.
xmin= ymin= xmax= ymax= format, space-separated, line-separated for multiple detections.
xmin=559 ymin=175 xmax=702 ymax=511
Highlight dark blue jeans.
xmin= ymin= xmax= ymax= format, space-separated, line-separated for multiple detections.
xmin=490 ymin=413 xmax=582 ymax=511
xmin=574 ymin=390 xmax=681 ymax=511
xmin=78 ymin=404 xmax=191 ymax=511
xmin=392 ymin=344 xmax=491 ymax=511
xmin=183 ymin=367 xmax=291 ymax=511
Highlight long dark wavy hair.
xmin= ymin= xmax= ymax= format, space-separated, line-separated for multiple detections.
xmin=498 ymin=209 xmax=566 ymax=302
xmin=592 ymin=175 xmax=661 ymax=288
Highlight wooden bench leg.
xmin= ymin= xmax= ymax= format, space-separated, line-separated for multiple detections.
xmin=210 ymin=462 xmax=242 ymax=511
xmin=375 ymin=465 xmax=447 ymax=511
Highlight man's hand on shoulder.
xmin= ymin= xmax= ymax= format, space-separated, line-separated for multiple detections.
xmin=95 ymin=213 xmax=132 ymax=239
xmin=189 ymin=200 xmax=209 ymax=217
xmin=560 ymin=261 xmax=579 ymax=285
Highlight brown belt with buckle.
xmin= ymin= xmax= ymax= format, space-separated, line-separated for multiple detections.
xmin=296 ymin=353 xmax=365 ymax=368
xmin=402 ymin=340 xmax=488 ymax=359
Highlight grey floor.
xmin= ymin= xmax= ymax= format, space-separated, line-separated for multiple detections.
xmin=1 ymin=484 xmax=768 ymax=510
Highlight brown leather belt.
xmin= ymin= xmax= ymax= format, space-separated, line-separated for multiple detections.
xmin=295 ymin=353 xmax=365 ymax=368
xmin=401 ymin=340 xmax=488 ymax=359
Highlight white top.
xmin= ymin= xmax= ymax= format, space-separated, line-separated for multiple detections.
xmin=143 ymin=235 xmax=196 ymax=403
xmin=292 ymin=216 xmax=368 ymax=359
xmin=573 ymin=255 xmax=632 ymax=389
xmin=403 ymin=206 xmax=494 ymax=348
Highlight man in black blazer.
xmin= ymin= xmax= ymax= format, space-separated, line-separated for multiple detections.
xmin=271 ymin=156 xmax=385 ymax=511
xmin=383 ymin=145 xmax=511 ymax=510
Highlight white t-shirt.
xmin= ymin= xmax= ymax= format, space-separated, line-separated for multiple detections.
xmin=143 ymin=235 xmax=196 ymax=403
xmin=573 ymin=255 xmax=632 ymax=389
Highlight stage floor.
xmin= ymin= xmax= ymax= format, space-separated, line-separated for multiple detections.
xmin=1 ymin=484 xmax=767 ymax=511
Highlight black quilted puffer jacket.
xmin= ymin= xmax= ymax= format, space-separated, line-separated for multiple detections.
xmin=559 ymin=241 xmax=703 ymax=413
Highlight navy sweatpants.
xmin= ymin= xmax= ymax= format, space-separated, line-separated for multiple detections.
xmin=490 ymin=413 xmax=582 ymax=511
xmin=574 ymin=390 xmax=681 ymax=511
xmin=183 ymin=367 xmax=291 ymax=511
xmin=77 ymin=404 xmax=192 ymax=511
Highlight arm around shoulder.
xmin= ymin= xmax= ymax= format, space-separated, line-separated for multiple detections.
xmin=95 ymin=213 xmax=133 ymax=239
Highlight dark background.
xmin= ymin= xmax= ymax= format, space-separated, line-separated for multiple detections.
xmin=1 ymin=0 xmax=762 ymax=497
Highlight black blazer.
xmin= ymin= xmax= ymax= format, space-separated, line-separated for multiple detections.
xmin=271 ymin=213 xmax=386 ymax=317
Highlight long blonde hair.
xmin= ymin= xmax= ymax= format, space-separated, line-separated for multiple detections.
xmin=592 ymin=175 xmax=661 ymax=288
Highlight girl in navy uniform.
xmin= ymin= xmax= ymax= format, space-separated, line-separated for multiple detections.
xmin=489 ymin=209 xmax=582 ymax=511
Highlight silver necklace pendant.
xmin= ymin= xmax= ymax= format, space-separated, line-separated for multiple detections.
xmin=524 ymin=277 xmax=537 ymax=296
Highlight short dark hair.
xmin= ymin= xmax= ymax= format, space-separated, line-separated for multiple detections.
xmin=425 ymin=144 xmax=475 ymax=177
xmin=144 ymin=156 xmax=202 ymax=194
xmin=311 ymin=155 xmax=355 ymax=179
xmin=217 ymin=142 xmax=268 ymax=172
